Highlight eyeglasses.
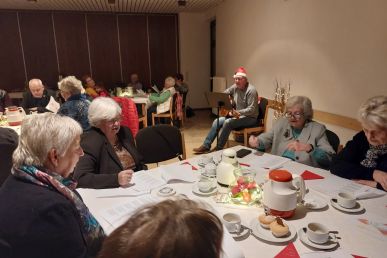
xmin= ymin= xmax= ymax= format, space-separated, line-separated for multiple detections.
xmin=285 ymin=112 xmax=304 ymax=120
xmin=106 ymin=117 xmax=121 ymax=124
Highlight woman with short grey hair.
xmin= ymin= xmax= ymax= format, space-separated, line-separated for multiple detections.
xmin=249 ymin=96 xmax=335 ymax=168
xmin=73 ymin=97 xmax=146 ymax=189
xmin=331 ymin=96 xmax=387 ymax=191
xmin=0 ymin=113 xmax=105 ymax=258
xmin=58 ymin=75 xmax=90 ymax=130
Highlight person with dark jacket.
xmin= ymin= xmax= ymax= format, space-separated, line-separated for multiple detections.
xmin=331 ymin=96 xmax=387 ymax=191
xmin=0 ymin=89 xmax=12 ymax=112
xmin=73 ymin=97 xmax=146 ymax=189
xmin=21 ymin=78 xmax=55 ymax=113
xmin=0 ymin=128 xmax=18 ymax=186
xmin=0 ymin=113 xmax=105 ymax=258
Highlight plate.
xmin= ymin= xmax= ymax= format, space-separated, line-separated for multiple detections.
xmin=304 ymin=195 xmax=328 ymax=210
xmin=330 ymin=198 xmax=364 ymax=213
xmin=298 ymin=228 xmax=338 ymax=250
xmin=192 ymin=184 xmax=218 ymax=196
xmin=249 ymin=218 xmax=297 ymax=243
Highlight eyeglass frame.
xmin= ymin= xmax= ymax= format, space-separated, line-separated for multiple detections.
xmin=284 ymin=111 xmax=304 ymax=120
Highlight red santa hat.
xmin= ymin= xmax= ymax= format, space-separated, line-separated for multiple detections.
xmin=233 ymin=67 xmax=247 ymax=78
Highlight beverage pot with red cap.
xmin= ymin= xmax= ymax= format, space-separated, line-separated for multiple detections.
xmin=262 ymin=170 xmax=305 ymax=218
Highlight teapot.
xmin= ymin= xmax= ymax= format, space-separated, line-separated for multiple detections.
xmin=262 ymin=170 xmax=305 ymax=218
xmin=216 ymin=149 xmax=240 ymax=187
xmin=5 ymin=106 xmax=26 ymax=126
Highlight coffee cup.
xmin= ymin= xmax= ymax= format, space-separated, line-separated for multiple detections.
xmin=306 ymin=222 xmax=334 ymax=244
xmin=205 ymin=163 xmax=217 ymax=176
xmin=337 ymin=192 xmax=356 ymax=209
xmin=222 ymin=213 xmax=241 ymax=233
xmin=198 ymin=155 xmax=212 ymax=167
xmin=197 ymin=179 xmax=213 ymax=193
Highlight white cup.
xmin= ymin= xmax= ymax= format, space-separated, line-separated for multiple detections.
xmin=222 ymin=213 xmax=241 ymax=233
xmin=205 ymin=163 xmax=217 ymax=176
xmin=306 ymin=223 xmax=334 ymax=244
xmin=337 ymin=192 xmax=356 ymax=209
xmin=197 ymin=179 xmax=213 ymax=193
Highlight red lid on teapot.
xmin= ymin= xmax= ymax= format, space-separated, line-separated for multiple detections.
xmin=269 ymin=170 xmax=292 ymax=182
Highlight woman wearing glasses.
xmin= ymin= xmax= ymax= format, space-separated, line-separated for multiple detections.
xmin=249 ymin=96 xmax=335 ymax=168
xmin=73 ymin=97 xmax=146 ymax=189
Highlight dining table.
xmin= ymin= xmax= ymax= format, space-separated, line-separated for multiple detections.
xmin=77 ymin=145 xmax=387 ymax=258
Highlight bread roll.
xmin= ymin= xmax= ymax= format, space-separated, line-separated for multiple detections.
xmin=258 ymin=214 xmax=276 ymax=229
xmin=269 ymin=217 xmax=289 ymax=237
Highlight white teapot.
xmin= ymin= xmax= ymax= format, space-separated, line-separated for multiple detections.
xmin=5 ymin=106 xmax=26 ymax=126
xmin=262 ymin=170 xmax=305 ymax=218
xmin=216 ymin=149 xmax=240 ymax=187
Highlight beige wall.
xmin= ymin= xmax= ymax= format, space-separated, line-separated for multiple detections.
xmin=179 ymin=12 xmax=212 ymax=108
xmin=208 ymin=0 xmax=387 ymax=143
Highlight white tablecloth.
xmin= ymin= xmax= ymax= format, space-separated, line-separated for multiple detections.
xmin=78 ymin=146 xmax=387 ymax=258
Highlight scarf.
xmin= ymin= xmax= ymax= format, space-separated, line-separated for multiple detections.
xmin=360 ymin=144 xmax=387 ymax=168
xmin=12 ymin=165 xmax=105 ymax=249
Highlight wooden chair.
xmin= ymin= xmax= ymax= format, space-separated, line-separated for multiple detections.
xmin=151 ymin=94 xmax=175 ymax=126
xmin=229 ymin=98 xmax=275 ymax=147
xmin=137 ymin=103 xmax=147 ymax=128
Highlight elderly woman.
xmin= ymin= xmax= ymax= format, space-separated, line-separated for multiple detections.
xmin=73 ymin=97 xmax=145 ymax=189
xmin=81 ymin=75 xmax=99 ymax=99
xmin=249 ymin=96 xmax=335 ymax=168
xmin=98 ymin=197 xmax=223 ymax=258
xmin=0 ymin=113 xmax=105 ymax=258
xmin=147 ymin=76 xmax=176 ymax=125
xmin=58 ymin=76 xmax=90 ymax=130
xmin=331 ymin=96 xmax=387 ymax=191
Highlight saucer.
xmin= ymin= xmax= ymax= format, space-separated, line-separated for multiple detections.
xmin=304 ymin=195 xmax=328 ymax=210
xmin=298 ymin=228 xmax=338 ymax=250
xmin=201 ymin=171 xmax=217 ymax=178
xmin=192 ymin=184 xmax=217 ymax=196
xmin=157 ymin=186 xmax=176 ymax=197
xmin=330 ymin=198 xmax=364 ymax=213
xmin=249 ymin=218 xmax=297 ymax=243
xmin=229 ymin=224 xmax=251 ymax=241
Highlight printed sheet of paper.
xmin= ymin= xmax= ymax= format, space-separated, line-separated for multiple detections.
xmin=160 ymin=164 xmax=196 ymax=183
xmin=94 ymin=187 xmax=149 ymax=198
xmin=247 ymin=153 xmax=291 ymax=170
xmin=45 ymin=96 xmax=60 ymax=113
xmin=131 ymin=170 xmax=166 ymax=191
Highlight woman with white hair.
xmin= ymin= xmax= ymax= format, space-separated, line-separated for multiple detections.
xmin=331 ymin=96 xmax=387 ymax=191
xmin=147 ymin=76 xmax=176 ymax=125
xmin=0 ymin=113 xmax=105 ymax=258
xmin=73 ymin=97 xmax=145 ymax=189
xmin=249 ymin=96 xmax=335 ymax=168
xmin=58 ymin=75 xmax=90 ymax=130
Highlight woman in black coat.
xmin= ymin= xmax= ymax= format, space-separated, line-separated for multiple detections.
xmin=331 ymin=96 xmax=387 ymax=191
xmin=73 ymin=97 xmax=146 ymax=189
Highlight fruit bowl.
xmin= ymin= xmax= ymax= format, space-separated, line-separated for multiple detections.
xmin=229 ymin=175 xmax=261 ymax=205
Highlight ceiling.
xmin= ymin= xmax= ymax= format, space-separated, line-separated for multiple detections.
xmin=0 ymin=0 xmax=224 ymax=13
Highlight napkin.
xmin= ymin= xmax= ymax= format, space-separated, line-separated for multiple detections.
xmin=275 ymin=242 xmax=299 ymax=258
xmin=352 ymin=255 xmax=367 ymax=258
xmin=300 ymin=170 xmax=324 ymax=180
xmin=181 ymin=161 xmax=198 ymax=170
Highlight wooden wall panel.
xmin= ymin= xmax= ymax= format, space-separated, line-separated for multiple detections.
xmin=19 ymin=12 xmax=58 ymax=89
xmin=86 ymin=14 xmax=121 ymax=88
xmin=118 ymin=15 xmax=150 ymax=87
xmin=53 ymin=13 xmax=90 ymax=79
xmin=148 ymin=15 xmax=178 ymax=88
xmin=0 ymin=12 xmax=26 ymax=92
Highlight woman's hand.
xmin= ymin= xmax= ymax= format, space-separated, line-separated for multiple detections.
xmin=249 ymin=135 xmax=259 ymax=148
xmin=373 ymin=170 xmax=387 ymax=191
xmin=353 ymin=179 xmax=378 ymax=188
xmin=286 ymin=141 xmax=313 ymax=152
xmin=118 ymin=170 xmax=134 ymax=187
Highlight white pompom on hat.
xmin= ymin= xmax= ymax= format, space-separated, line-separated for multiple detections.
xmin=233 ymin=67 xmax=247 ymax=78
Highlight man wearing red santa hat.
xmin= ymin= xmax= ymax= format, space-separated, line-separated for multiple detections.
xmin=194 ymin=67 xmax=259 ymax=153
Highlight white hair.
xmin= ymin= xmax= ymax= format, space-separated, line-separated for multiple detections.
xmin=12 ymin=113 xmax=82 ymax=167
xmin=28 ymin=78 xmax=43 ymax=88
xmin=164 ymin=76 xmax=176 ymax=88
xmin=88 ymin=97 xmax=121 ymax=127
xmin=285 ymin=96 xmax=313 ymax=120
xmin=358 ymin=95 xmax=387 ymax=129
xmin=58 ymin=76 xmax=84 ymax=95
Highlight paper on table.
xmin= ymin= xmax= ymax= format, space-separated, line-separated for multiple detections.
xmin=95 ymin=187 xmax=149 ymax=198
xmin=45 ymin=96 xmax=60 ymax=113
xmin=160 ymin=164 xmax=196 ymax=183
xmin=100 ymin=195 xmax=160 ymax=226
xmin=247 ymin=153 xmax=291 ymax=170
xmin=300 ymin=249 xmax=354 ymax=258
xmin=131 ymin=170 xmax=166 ymax=191
xmin=311 ymin=175 xmax=385 ymax=199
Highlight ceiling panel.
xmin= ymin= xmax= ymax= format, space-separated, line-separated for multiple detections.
xmin=0 ymin=0 xmax=224 ymax=13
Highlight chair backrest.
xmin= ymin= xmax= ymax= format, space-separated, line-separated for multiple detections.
xmin=0 ymin=128 xmax=18 ymax=186
xmin=256 ymin=97 xmax=269 ymax=126
xmin=325 ymin=129 xmax=340 ymax=153
xmin=112 ymin=97 xmax=139 ymax=137
xmin=135 ymin=124 xmax=186 ymax=163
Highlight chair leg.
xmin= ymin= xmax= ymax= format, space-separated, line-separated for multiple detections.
xmin=152 ymin=114 xmax=155 ymax=126
xmin=244 ymin=131 xmax=248 ymax=147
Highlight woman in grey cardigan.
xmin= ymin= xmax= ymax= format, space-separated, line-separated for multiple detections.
xmin=249 ymin=96 xmax=335 ymax=168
